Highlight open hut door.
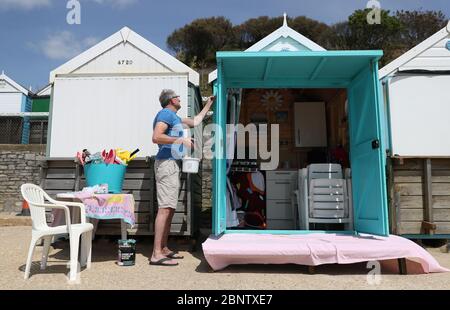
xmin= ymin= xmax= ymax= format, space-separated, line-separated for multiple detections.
xmin=212 ymin=76 xmax=227 ymax=236
xmin=348 ymin=62 xmax=389 ymax=236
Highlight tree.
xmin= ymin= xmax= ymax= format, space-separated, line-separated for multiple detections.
xmin=167 ymin=17 xmax=237 ymax=71
xmin=346 ymin=9 xmax=403 ymax=49
xmin=167 ymin=10 xmax=448 ymax=76
xmin=235 ymin=15 xmax=332 ymax=50
xmin=396 ymin=10 xmax=448 ymax=47
xmin=328 ymin=9 xmax=448 ymax=65
xmin=289 ymin=16 xmax=331 ymax=48
xmin=333 ymin=9 xmax=405 ymax=65
xmin=235 ymin=16 xmax=285 ymax=49
xmin=321 ymin=21 xmax=351 ymax=50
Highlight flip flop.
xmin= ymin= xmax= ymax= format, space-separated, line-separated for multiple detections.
xmin=167 ymin=252 xmax=184 ymax=259
xmin=149 ymin=257 xmax=179 ymax=266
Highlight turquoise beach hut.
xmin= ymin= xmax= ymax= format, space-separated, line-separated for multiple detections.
xmin=208 ymin=15 xmax=389 ymax=237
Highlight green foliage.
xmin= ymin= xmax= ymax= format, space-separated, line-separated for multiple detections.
xmin=343 ymin=9 xmax=404 ymax=65
xmin=289 ymin=16 xmax=331 ymax=48
xmin=396 ymin=10 xmax=448 ymax=47
xmin=167 ymin=10 xmax=448 ymax=83
xmin=235 ymin=16 xmax=285 ymax=49
xmin=167 ymin=17 xmax=237 ymax=70
xmin=341 ymin=9 xmax=448 ymax=65
xmin=347 ymin=9 xmax=402 ymax=49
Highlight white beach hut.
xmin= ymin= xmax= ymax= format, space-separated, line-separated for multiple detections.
xmin=48 ymin=27 xmax=201 ymax=158
xmin=0 ymin=71 xmax=33 ymax=143
xmin=379 ymin=21 xmax=450 ymax=237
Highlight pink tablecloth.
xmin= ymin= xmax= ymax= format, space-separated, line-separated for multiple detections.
xmin=52 ymin=193 xmax=135 ymax=227
xmin=74 ymin=193 xmax=135 ymax=226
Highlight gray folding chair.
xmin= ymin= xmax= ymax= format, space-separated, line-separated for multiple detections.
xmin=294 ymin=164 xmax=353 ymax=230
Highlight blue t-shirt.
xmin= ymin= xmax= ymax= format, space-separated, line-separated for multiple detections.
xmin=153 ymin=108 xmax=184 ymax=160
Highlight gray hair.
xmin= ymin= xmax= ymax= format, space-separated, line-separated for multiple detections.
xmin=159 ymin=89 xmax=178 ymax=108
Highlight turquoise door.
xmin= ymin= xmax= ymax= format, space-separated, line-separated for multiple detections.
xmin=348 ymin=62 xmax=389 ymax=236
xmin=212 ymin=70 xmax=227 ymax=236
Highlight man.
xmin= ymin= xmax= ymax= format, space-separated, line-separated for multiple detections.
xmin=150 ymin=89 xmax=214 ymax=266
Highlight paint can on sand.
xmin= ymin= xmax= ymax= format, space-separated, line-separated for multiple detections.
xmin=118 ymin=239 xmax=136 ymax=266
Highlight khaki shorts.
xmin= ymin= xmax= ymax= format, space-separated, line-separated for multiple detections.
xmin=154 ymin=159 xmax=181 ymax=209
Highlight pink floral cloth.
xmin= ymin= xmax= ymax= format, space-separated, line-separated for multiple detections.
xmin=74 ymin=193 xmax=136 ymax=226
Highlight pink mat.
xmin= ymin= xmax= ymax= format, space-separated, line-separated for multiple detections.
xmin=202 ymin=233 xmax=449 ymax=273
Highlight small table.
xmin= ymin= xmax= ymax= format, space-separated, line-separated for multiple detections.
xmin=54 ymin=193 xmax=135 ymax=240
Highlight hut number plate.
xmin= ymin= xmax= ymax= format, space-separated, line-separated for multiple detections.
xmin=118 ymin=60 xmax=133 ymax=65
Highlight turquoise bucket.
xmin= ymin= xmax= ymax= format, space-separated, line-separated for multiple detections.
xmin=84 ymin=163 xmax=126 ymax=193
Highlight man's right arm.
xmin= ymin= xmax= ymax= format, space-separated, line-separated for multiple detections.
xmin=153 ymin=122 xmax=193 ymax=148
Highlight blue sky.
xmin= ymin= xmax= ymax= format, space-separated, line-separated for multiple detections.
xmin=0 ymin=0 xmax=449 ymax=91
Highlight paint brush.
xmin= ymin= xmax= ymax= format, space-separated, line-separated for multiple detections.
xmin=130 ymin=149 xmax=140 ymax=158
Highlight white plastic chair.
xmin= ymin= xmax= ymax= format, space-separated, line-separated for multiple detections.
xmin=21 ymin=184 xmax=94 ymax=281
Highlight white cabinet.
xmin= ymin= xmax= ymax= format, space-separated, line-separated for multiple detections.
xmin=265 ymin=170 xmax=297 ymax=230
xmin=294 ymin=102 xmax=327 ymax=147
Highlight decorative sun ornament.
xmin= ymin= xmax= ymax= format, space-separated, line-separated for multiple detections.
xmin=261 ymin=90 xmax=283 ymax=112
